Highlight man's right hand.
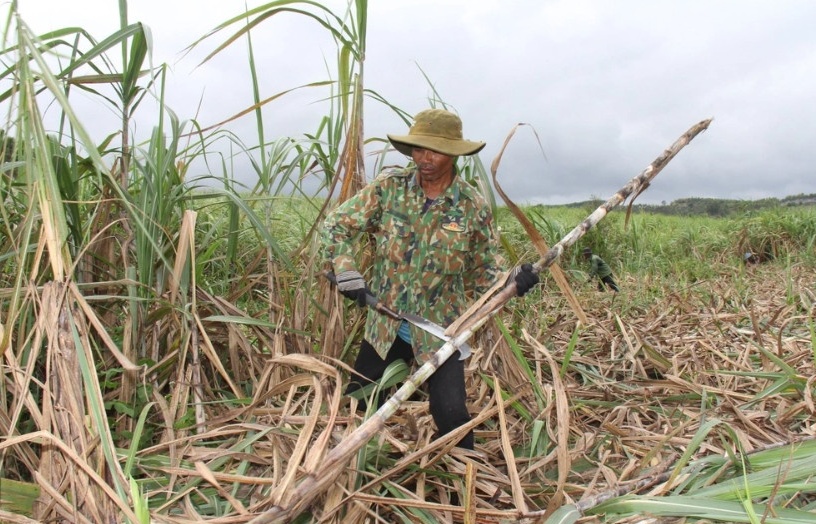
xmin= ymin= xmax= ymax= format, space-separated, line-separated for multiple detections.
xmin=335 ymin=270 xmax=368 ymax=307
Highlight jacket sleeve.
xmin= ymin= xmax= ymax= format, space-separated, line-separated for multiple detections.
xmin=465 ymin=204 xmax=501 ymax=297
xmin=321 ymin=180 xmax=383 ymax=274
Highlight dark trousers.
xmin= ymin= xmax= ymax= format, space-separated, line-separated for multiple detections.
xmin=345 ymin=337 xmax=474 ymax=449
xmin=599 ymin=275 xmax=619 ymax=292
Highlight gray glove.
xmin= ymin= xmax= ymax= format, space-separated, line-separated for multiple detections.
xmin=336 ymin=270 xmax=367 ymax=307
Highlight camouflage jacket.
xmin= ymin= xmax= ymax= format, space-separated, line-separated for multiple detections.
xmin=588 ymin=255 xmax=613 ymax=278
xmin=322 ymin=166 xmax=501 ymax=363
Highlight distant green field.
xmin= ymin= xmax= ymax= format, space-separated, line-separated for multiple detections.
xmin=495 ymin=204 xmax=816 ymax=277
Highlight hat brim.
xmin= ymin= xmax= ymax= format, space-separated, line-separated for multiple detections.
xmin=387 ymin=134 xmax=485 ymax=157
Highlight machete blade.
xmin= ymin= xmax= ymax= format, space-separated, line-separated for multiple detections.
xmin=323 ymin=272 xmax=471 ymax=359
xmin=400 ymin=312 xmax=472 ymax=360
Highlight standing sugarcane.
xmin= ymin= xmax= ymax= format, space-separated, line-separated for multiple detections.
xmin=249 ymin=117 xmax=712 ymax=524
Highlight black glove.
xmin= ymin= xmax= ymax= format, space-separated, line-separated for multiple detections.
xmin=510 ymin=263 xmax=539 ymax=297
xmin=335 ymin=270 xmax=368 ymax=307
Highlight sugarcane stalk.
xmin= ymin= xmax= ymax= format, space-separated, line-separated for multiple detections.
xmin=446 ymin=117 xmax=713 ymax=338
xmin=490 ymin=122 xmax=588 ymax=326
xmin=249 ymin=117 xmax=712 ymax=524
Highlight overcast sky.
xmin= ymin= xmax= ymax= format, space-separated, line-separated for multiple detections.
xmin=20 ymin=1 xmax=816 ymax=204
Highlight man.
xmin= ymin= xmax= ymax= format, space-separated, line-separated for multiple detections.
xmin=582 ymin=247 xmax=619 ymax=292
xmin=322 ymin=108 xmax=539 ymax=449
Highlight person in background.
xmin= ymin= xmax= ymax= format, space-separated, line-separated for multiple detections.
xmin=322 ymin=108 xmax=539 ymax=450
xmin=582 ymin=247 xmax=619 ymax=292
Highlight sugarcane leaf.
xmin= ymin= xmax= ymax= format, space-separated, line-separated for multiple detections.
xmin=542 ymin=504 xmax=581 ymax=524
xmin=594 ymin=495 xmax=816 ymax=523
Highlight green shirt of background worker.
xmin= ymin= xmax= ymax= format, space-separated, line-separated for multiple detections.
xmin=322 ymin=108 xmax=539 ymax=449
xmin=582 ymin=247 xmax=619 ymax=292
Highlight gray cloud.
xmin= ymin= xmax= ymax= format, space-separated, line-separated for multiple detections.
xmin=21 ymin=0 xmax=816 ymax=204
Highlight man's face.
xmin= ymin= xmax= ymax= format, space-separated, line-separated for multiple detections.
xmin=411 ymin=147 xmax=455 ymax=185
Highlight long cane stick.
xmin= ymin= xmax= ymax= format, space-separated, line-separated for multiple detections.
xmin=445 ymin=117 xmax=713 ymax=337
xmin=248 ymin=117 xmax=712 ymax=524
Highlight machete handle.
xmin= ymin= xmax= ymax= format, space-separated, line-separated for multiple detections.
xmin=322 ymin=271 xmax=401 ymax=320
xmin=370 ymin=300 xmax=402 ymax=321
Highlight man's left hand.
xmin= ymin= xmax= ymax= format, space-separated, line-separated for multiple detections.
xmin=510 ymin=263 xmax=539 ymax=297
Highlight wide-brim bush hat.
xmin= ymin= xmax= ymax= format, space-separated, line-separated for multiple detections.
xmin=582 ymin=247 xmax=592 ymax=256
xmin=388 ymin=109 xmax=486 ymax=157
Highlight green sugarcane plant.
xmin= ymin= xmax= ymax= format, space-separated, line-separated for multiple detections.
xmin=0 ymin=16 xmax=144 ymax=522
xmin=542 ymin=433 xmax=816 ymax=523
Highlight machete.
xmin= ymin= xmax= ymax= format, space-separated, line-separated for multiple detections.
xmin=324 ymin=271 xmax=472 ymax=359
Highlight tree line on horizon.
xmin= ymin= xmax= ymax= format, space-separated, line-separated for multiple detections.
xmin=551 ymin=192 xmax=816 ymax=217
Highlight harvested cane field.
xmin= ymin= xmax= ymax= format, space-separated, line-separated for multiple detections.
xmin=2 ymin=1 xmax=816 ymax=523
xmin=1 ymin=197 xmax=815 ymax=523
